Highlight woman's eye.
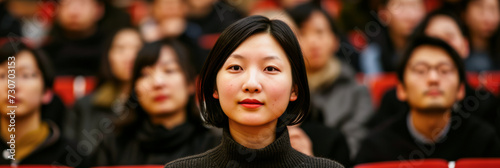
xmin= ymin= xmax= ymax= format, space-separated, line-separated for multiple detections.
xmin=228 ymin=65 xmax=242 ymax=71
xmin=264 ymin=66 xmax=279 ymax=72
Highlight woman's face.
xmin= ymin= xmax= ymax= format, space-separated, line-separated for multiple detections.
xmin=464 ymin=0 xmax=500 ymax=39
xmin=135 ymin=46 xmax=192 ymax=117
xmin=214 ymin=33 xmax=298 ymax=127
xmin=109 ymin=29 xmax=142 ymax=82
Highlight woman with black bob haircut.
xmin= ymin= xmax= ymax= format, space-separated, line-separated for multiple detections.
xmin=93 ymin=39 xmax=218 ymax=165
xmin=165 ymin=15 xmax=344 ymax=168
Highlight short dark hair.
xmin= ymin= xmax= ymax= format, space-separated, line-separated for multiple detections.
xmin=127 ymin=39 xmax=199 ymax=125
xmin=286 ymin=3 xmax=341 ymax=38
xmin=198 ymin=15 xmax=310 ymax=128
xmin=0 ymin=42 xmax=54 ymax=90
xmin=397 ymin=36 xmax=466 ymax=85
xmin=410 ymin=9 xmax=469 ymax=41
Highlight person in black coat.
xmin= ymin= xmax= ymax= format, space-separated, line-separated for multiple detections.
xmin=356 ymin=37 xmax=500 ymax=164
xmin=63 ymin=27 xmax=143 ymax=154
xmin=93 ymin=39 xmax=219 ymax=166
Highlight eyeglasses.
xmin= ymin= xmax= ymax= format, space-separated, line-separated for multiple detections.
xmin=408 ymin=63 xmax=457 ymax=77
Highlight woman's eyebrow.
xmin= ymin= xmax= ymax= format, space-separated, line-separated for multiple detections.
xmin=228 ymin=54 xmax=245 ymax=59
xmin=264 ymin=55 xmax=281 ymax=61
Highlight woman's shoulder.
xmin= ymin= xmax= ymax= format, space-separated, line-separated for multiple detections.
xmin=301 ymin=155 xmax=345 ymax=168
xmin=163 ymin=147 xmax=218 ymax=168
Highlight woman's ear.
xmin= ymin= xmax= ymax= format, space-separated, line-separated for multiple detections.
xmin=456 ymin=83 xmax=465 ymax=101
xmin=213 ymin=90 xmax=219 ymax=99
xmin=42 ymin=89 xmax=54 ymax=105
xmin=290 ymin=85 xmax=298 ymax=102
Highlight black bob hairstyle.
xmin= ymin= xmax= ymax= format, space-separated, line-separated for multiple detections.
xmin=397 ymin=36 xmax=466 ymax=86
xmin=198 ymin=15 xmax=310 ymax=128
xmin=125 ymin=39 xmax=200 ymax=126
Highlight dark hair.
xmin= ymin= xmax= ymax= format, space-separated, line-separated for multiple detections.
xmin=0 ymin=42 xmax=54 ymax=90
xmin=198 ymin=15 xmax=310 ymax=128
xmin=286 ymin=3 xmax=341 ymax=39
xmin=286 ymin=3 xmax=361 ymax=69
xmin=410 ymin=9 xmax=469 ymax=41
xmin=99 ymin=27 xmax=143 ymax=85
xmin=397 ymin=36 xmax=466 ymax=85
xmin=127 ymin=39 xmax=199 ymax=126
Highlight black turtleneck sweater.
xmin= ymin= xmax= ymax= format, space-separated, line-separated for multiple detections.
xmin=164 ymin=127 xmax=344 ymax=168
xmin=93 ymin=120 xmax=219 ymax=166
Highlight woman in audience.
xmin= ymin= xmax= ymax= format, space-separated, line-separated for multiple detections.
xmin=165 ymin=15 xmax=344 ymax=168
xmin=94 ymin=39 xmax=219 ymax=165
xmin=64 ymin=27 xmax=143 ymax=151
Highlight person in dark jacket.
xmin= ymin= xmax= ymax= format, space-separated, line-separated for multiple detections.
xmin=287 ymin=4 xmax=372 ymax=159
xmin=63 ymin=27 xmax=143 ymax=153
xmin=93 ymin=39 xmax=219 ymax=166
xmin=0 ymin=42 xmax=90 ymax=168
xmin=165 ymin=15 xmax=344 ymax=168
xmin=356 ymin=37 xmax=500 ymax=164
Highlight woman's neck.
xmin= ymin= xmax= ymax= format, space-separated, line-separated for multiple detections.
xmin=150 ymin=109 xmax=187 ymax=130
xmin=228 ymin=119 xmax=277 ymax=149
xmin=410 ymin=109 xmax=451 ymax=142
xmin=1 ymin=109 xmax=41 ymax=141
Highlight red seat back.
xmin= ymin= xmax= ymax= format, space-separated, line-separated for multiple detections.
xmin=53 ymin=76 xmax=97 ymax=107
xmin=456 ymin=158 xmax=500 ymax=168
xmin=355 ymin=159 xmax=448 ymax=168
xmin=366 ymin=73 xmax=399 ymax=107
xmin=0 ymin=165 xmax=72 ymax=168
xmin=92 ymin=166 xmax=164 ymax=168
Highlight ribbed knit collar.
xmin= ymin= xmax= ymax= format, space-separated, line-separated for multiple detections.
xmin=209 ymin=126 xmax=307 ymax=168
xmin=137 ymin=120 xmax=196 ymax=153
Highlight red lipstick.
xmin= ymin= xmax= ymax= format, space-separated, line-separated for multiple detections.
xmin=154 ymin=95 xmax=168 ymax=102
xmin=238 ymin=99 xmax=264 ymax=109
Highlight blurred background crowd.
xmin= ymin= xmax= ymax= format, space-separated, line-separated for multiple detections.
xmin=0 ymin=0 xmax=499 ymax=167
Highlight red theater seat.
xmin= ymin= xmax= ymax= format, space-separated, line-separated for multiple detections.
xmin=0 ymin=166 xmax=72 ymax=168
xmin=366 ymin=73 xmax=399 ymax=107
xmin=354 ymin=159 xmax=448 ymax=168
xmin=53 ymin=76 xmax=97 ymax=107
xmin=92 ymin=166 xmax=164 ymax=168
xmin=455 ymin=158 xmax=500 ymax=168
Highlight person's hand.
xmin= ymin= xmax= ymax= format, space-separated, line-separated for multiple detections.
xmin=288 ymin=125 xmax=313 ymax=156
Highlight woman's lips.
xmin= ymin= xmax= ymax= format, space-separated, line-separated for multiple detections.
xmin=154 ymin=95 xmax=168 ymax=102
xmin=238 ymin=98 xmax=264 ymax=109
